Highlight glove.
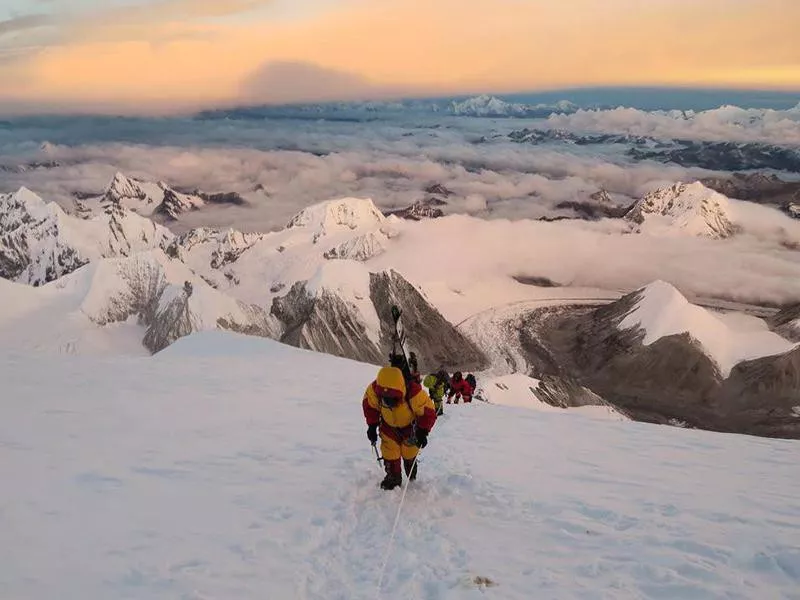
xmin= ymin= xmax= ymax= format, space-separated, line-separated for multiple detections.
xmin=415 ymin=428 xmax=429 ymax=449
xmin=367 ymin=424 xmax=378 ymax=444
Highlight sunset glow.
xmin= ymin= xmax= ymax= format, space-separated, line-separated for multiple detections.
xmin=0 ymin=0 xmax=798 ymax=113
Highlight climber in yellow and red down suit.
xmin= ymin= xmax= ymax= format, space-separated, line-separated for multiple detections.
xmin=363 ymin=365 xmax=437 ymax=490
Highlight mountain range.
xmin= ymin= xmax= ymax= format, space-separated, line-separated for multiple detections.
xmin=1 ymin=174 xmax=799 ymax=438
xmin=506 ymin=127 xmax=800 ymax=172
xmin=75 ymin=171 xmax=247 ymax=223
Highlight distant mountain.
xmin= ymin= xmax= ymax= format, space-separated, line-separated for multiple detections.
xmin=0 ymin=187 xmax=172 ymax=286
xmin=507 ymin=128 xmax=800 ymax=172
xmin=702 ymin=172 xmax=800 ymax=219
xmin=519 ymin=281 xmax=798 ymax=436
xmin=0 ymin=250 xmax=277 ymax=355
xmin=624 ymin=182 xmax=735 ymax=238
xmin=168 ymin=197 xmax=399 ymax=297
xmin=450 ymin=95 xmax=577 ymax=118
xmin=78 ymin=172 xmax=247 ymax=223
xmin=271 ymin=262 xmax=488 ymax=371
xmin=384 ymin=197 xmax=447 ymax=221
xmin=628 ymin=141 xmax=800 ymax=172
xmin=551 ymin=189 xmax=632 ymax=221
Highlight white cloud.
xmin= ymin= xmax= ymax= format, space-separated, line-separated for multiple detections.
xmin=0 ymin=130 xmax=720 ymax=233
xmin=545 ymin=104 xmax=800 ymax=145
xmin=370 ymin=213 xmax=800 ymax=308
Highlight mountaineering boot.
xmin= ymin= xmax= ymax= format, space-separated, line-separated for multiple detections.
xmin=380 ymin=459 xmax=403 ymax=490
xmin=403 ymin=458 xmax=417 ymax=481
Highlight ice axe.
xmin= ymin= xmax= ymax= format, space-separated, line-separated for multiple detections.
xmin=371 ymin=441 xmax=384 ymax=467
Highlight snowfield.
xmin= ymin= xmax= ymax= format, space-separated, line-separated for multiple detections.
xmin=2 ymin=331 xmax=799 ymax=600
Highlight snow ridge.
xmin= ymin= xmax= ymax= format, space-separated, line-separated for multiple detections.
xmin=0 ymin=187 xmax=172 ymax=286
xmin=619 ymin=280 xmax=796 ymax=376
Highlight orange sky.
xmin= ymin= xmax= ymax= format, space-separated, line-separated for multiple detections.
xmin=0 ymin=0 xmax=798 ymax=113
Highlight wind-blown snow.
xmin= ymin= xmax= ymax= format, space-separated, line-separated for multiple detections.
xmin=620 ymin=281 xmax=796 ymax=376
xmin=1 ymin=331 xmax=799 ymax=599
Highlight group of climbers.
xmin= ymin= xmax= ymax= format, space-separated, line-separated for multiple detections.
xmin=361 ymin=306 xmax=480 ymax=490
xmin=422 ymin=370 xmax=478 ymax=414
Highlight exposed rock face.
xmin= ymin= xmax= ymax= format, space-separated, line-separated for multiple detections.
xmin=270 ymin=267 xmax=488 ymax=371
xmin=769 ymin=304 xmax=800 ymax=342
xmin=715 ymin=348 xmax=800 ymax=438
xmin=507 ymin=128 xmax=800 ymax=171
xmin=553 ymin=198 xmax=630 ymax=221
xmin=369 ymin=270 xmax=488 ymax=373
xmin=271 ymin=281 xmax=384 ymax=364
xmin=0 ymin=187 xmax=172 ymax=286
xmin=75 ymin=251 xmax=277 ymax=353
xmin=384 ymin=197 xmax=447 ymax=221
xmin=517 ymin=285 xmax=800 ymax=437
xmin=628 ymin=141 xmax=800 ymax=172
xmin=702 ymin=173 xmax=800 ymax=218
xmin=624 ymin=182 xmax=735 ymax=238
xmin=424 ymin=184 xmax=454 ymax=197
xmin=143 ymin=281 xmax=276 ymax=354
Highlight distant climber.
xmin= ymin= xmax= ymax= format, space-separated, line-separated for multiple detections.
xmin=447 ymin=371 xmax=473 ymax=404
xmin=465 ymin=373 xmax=477 ymax=403
xmin=363 ymin=365 xmax=437 ymax=490
xmin=423 ymin=370 xmax=450 ymax=416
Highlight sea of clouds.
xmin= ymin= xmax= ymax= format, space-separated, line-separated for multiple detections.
xmin=0 ymin=97 xmax=797 ymax=234
xmin=1 ymin=96 xmax=800 ymax=304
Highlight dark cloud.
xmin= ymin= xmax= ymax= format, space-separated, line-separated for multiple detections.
xmin=240 ymin=61 xmax=410 ymax=105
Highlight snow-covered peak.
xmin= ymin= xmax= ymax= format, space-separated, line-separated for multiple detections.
xmin=625 ymin=182 xmax=735 ymax=238
xmin=619 ymin=280 xmax=795 ymax=376
xmin=0 ymin=186 xmax=172 ymax=286
xmin=451 ymin=95 xmax=521 ymax=117
xmin=450 ymin=95 xmax=578 ymax=117
xmin=285 ymin=197 xmax=385 ymax=240
xmin=104 ymin=172 xmax=149 ymax=202
xmin=0 ymin=186 xmax=58 ymax=223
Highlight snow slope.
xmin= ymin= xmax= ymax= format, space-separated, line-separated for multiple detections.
xmin=0 ymin=251 xmax=276 ymax=356
xmin=620 ymin=281 xmax=796 ymax=376
xmin=1 ymin=331 xmax=799 ymax=599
